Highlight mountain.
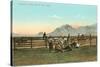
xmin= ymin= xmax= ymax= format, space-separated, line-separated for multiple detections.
xmin=48 ymin=24 xmax=76 ymax=36
xmin=33 ymin=32 xmax=44 ymax=37
xmin=12 ymin=32 xmax=44 ymax=37
xmin=48 ymin=24 xmax=97 ymax=36
xmin=12 ymin=24 xmax=97 ymax=37
xmin=12 ymin=33 xmax=34 ymax=37
xmin=77 ymin=24 xmax=97 ymax=35
xmin=12 ymin=33 xmax=21 ymax=37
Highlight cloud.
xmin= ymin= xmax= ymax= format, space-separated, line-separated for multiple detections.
xmin=50 ymin=15 xmax=62 ymax=19
xmin=73 ymin=14 xmax=85 ymax=20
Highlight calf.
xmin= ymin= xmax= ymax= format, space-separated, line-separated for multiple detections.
xmin=70 ymin=41 xmax=80 ymax=48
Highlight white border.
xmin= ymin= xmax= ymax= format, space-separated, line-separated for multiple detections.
xmin=0 ymin=0 xmax=99 ymax=67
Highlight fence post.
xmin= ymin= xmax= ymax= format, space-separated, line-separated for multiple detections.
xmin=96 ymin=36 xmax=97 ymax=46
xmin=31 ymin=37 xmax=32 ymax=48
xmin=21 ymin=38 xmax=23 ymax=48
xmin=89 ymin=34 xmax=92 ymax=47
xmin=14 ymin=37 xmax=16 ymax=49
xmin=77 ymin=33 xmax=80 ymax=44
xmin=45 ymin=36 xmax=48 ymax=48
xmin=67 ymin=34 xmax=70 ymax=46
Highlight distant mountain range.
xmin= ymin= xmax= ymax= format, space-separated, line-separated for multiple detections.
xmin=12 ymin=33 xmax=34 ymax=37
xmin=48 ymin=24 xmax=97 ymax=36
xmin=12 ymin=24 xmax=97 ymax=37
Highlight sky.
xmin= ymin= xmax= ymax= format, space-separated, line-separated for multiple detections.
xmin=12 ymin=1 xmax=97 ymax=35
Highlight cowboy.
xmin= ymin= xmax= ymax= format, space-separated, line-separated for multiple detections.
xmin=43 ymin=32 xmax=47 ymax=40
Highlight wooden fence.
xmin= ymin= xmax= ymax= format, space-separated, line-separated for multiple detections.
xmin=11 ymin=34 xmax=97 ymax=49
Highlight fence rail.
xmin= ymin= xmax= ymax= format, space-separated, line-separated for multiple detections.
xmin=11 ymin=34 xmax=97 ymax=49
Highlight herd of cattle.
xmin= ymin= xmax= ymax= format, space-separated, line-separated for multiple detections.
xmin=45 ymin=37 xmax=80 ymax=53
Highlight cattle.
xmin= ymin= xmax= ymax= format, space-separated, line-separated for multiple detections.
xmin=63 ymin=46 xmax=72 ymax=51
xmin=70 ymin=41 xmax=80 ymax=48
xmin=47 ymin=37 xmax=80 ymax=53
xmin=54 ymin=39 xmax=64 ymax=53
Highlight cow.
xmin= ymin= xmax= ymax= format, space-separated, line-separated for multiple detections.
xmin=70 ymin=41 xmax=80 ymax=48
xmin=52 ymin=37 xmax=72 ymax=52
xmin=54 ymin=39 xmax=64 ymax=53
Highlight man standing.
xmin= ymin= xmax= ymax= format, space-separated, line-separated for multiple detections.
xmin=48 ymin=37 xmax=53 ymax=52
xmin=43 ymin=32 xmax=46 ymax=40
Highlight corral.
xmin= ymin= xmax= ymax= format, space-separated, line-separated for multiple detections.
xmin=11 ymin=34 xmax=97 ymax=66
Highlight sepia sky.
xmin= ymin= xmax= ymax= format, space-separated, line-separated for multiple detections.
xmin=12 ymin=1 xmax=97 ymax=35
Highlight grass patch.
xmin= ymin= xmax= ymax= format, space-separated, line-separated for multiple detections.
xmin=12 ymin=45 xmax=97 ymax=66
